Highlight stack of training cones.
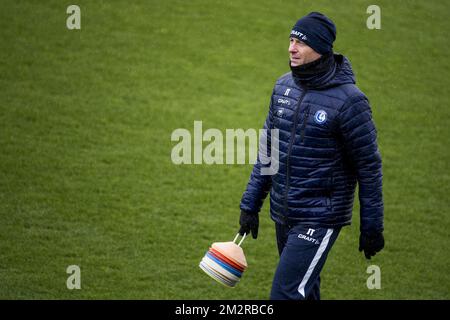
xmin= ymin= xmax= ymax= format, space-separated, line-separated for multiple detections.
xmin=199 ymin=233 xmax=248 ymax=287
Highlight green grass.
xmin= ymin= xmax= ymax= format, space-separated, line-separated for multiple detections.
xmin=1 ymin=0 xmax=449 ymax=299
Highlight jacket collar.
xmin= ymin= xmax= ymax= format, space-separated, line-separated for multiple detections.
xmin=290 ymin=53 xmax=355 ymax=89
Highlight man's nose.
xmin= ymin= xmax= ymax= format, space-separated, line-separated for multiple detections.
xmin=289 ymin=43 xmax=297 ymax=53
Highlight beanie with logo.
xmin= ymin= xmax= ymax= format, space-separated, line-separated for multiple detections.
xmin=290 ymin=12 xmax=337 ymax=55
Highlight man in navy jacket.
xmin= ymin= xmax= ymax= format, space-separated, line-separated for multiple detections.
xmin=238 ymin=12 xmax=385 ymax=300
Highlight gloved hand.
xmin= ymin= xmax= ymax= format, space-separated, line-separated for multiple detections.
xmin=359 ymin=231 xmax=384 ymax=259
xmin=239 ymin=211 xmax=259 ymax=239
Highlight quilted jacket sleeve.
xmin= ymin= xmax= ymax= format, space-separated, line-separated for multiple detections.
xmin=338 ymin=93 xmax=384 ymax=233
xmin=239 ymin=95 xmax=274 ymax=214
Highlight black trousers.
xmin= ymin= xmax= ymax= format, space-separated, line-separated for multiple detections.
xmin=270 ymin=222 xmax=341 ymax=300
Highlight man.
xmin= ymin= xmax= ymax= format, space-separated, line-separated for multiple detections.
xmin=238 ymin=12 xmax=385 ymax=300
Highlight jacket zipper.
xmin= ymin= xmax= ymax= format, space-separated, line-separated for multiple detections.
xmin=300 ymin=106 xmax=310 ymax=143
xmin=283 ymin=88 xmax=308 ymax=216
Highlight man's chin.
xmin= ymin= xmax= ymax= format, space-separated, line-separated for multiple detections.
xmin=290 ymin=60 xmax=302 ymax=67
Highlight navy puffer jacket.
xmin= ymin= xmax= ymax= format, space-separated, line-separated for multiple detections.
xmin=240 ymin=54 xmax=383 ymax=232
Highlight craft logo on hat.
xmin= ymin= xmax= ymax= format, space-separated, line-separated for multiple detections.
xmin=290 ymin=30 xmax=307 ymax=41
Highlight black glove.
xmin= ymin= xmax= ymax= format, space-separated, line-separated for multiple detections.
xmin=239 ymin=211 xmax=259 ymax=239
xmin=359 ymin=231 xmax=384 ymax=260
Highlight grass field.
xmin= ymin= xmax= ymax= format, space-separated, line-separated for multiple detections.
xmin=0 ymin=0 xmax=449 ymax=299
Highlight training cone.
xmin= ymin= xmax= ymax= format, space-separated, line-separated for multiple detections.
xmin=199 ymin=233 xmax=248 ymax=287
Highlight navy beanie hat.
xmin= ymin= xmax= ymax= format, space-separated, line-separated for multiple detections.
xmin=290 ymin=12 xmax=336 ymax=55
